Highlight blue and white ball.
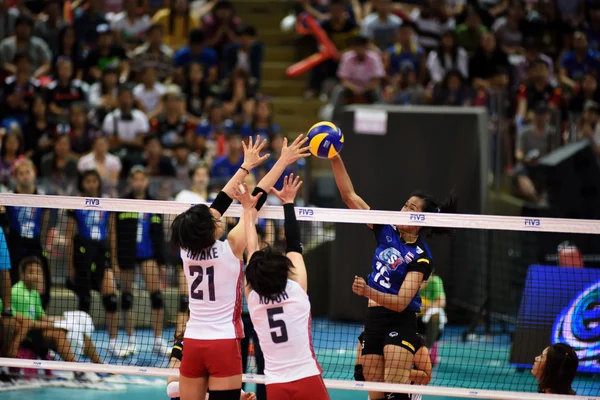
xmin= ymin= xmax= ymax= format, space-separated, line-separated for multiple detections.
xmin=307 ymin=121 xmax=344 ymax=159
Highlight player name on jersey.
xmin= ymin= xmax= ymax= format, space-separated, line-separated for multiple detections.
xmin=259 ymin=291 xmax=289 ymax=305
xmin=186 ymin=247 xmax=219 ymax=261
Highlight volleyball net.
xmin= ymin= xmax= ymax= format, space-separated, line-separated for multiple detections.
xmin=0 ymin=193 xmax=598 ymax=399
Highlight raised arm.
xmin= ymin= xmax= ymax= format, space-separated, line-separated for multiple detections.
xmin=209 ymin=136 xmax=269 ymax=220
xmin=330 ymin=155 xmax=370 ymax=210
xmin=229 ymin=183 xmax=261 ymax=261
xmin=255 ymin=134 xmax=310 ymax=194
xmin=272 ymin=174 xmax=307 ymax=292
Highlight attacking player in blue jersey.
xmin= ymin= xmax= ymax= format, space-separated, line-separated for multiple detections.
xmin=330 ymin=155 xmax=455 ymax=400
xmin=66 ymin=169 xmax=126 ymax=358
xmin=3 ymin=159 xmax=52 ymax=310
xmin=116 ymin=166 xmax=170 ymax=356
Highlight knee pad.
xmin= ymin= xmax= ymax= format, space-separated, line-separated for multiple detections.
xmin=150 ymin=291 xmax=163 ymax=310
xmin=354 ymin=364 xmax=365 ymax=381
xmin=121 ymin=292 xmax=134 ymax=311
xmin=102 ymin=294 xmax=118 ymax=313
xmin=178 ymin=294 xmax=189 ymax=313
xmin=79 ymin=293 xmax=92 ymax=313
xmin=208 ymin=389 xmax=241 ymax=400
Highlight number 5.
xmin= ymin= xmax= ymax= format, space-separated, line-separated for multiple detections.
xmin=267 ymin=307 xmax=288 ymax=344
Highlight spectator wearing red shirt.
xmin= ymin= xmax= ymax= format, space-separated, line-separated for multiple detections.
xmin=516 ymin=59 xmax=561 ymax=124
xmin=333 ymin=35 xmax=384 ymax=120
xmin=47 ymin=57 xmax=86 ymax=122
xmin=203 ymin=0 xmax=241 ymax=60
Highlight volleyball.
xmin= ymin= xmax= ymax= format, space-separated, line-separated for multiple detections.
xmin=307 ymin=121 xmax=344 ymax=159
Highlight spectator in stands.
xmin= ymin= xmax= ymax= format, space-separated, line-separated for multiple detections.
xmin=307 ymin=0 xmax=359 ymax=99
xmin=432 ymin=69 xmax=473 ymax=105
xmin=77 ymin=134 xmax=122 ymax=195
xmin=210 ymin=132 xmax=244 ymax=183
xmin=569 ymin=73 xmax=600 ymax=114
xmin=532 ymin=343 xmax=579 ymax=395
xmin=55 ymin=25 xmax=85 ymax=81
xmin=516 ymin=59 xmax=561 ymax=125
xmin=22 ymin=95 xmax=53 ymax=167
xmin=471 ymin=0 xmax=508 ymax=28
xmin=0 ymin=130 xmax=23 ymax=187
xmin=152 ymin=0 xmax=199 ymax=50
xmin=174 ymin=163 xmax=211 ymax=203
xmin=110 ymin=0 xmax=152 ymax=50
xmin=469 ymin=32 xmax=510 ymax=91
xmin=387 ymin=65 xmax=427 ymax=105
xmin=222 ymin=67 xmax=256 ymax=121
xmin=47 ymin=58 xmax=87 ymax=122
xmin=426 ymin=30 xmax=469 ymax=84
xmin=173 ymin=29 xmax=218 ymax=85
xmin=103 ymin=84 xmax=149 ymax=154
xmin=84 ymin=24 xmax=129 ymax=83
xmin=296 ymin=0 xmax=330 ymax=22
xmin=89 ymin=66 xmax=119 ymax=124
xmin=513 ymin=102 xmax=555 ymax=204
xmin=333 ymin=35 xmax=384 ymax=120
xmin=492 ymin=0 xmax=524 ymax=55
xmin=0 ymin=0 xmax=19 ymax=41
xmin=184 ymin=62 xmax=215 ymax=122
xmin=455 ymin=8 xmax=487 ymax=56
xmin=577 ymin=100 xmax=600 ymax=159
xmin=63 ymin=102 xmax=99 ymax=156
xmin=171 ymin=142 xmax=200 ymax=185
xmin=150 ymin=88 xmax=194 ymax=150
xmin=417 ymin=272 xmax=446 ymax=366
xmin=222 ymin=24 xmax=263 ymax=91
xmin=203 ymin=0 xmax=241 ymax=59
xmin=514 ymin=37 xmax=554 ymax=88
xmin=39 ymin=134 xmax=78 ymax=195
xmin=0 ymin=15 xmax=51 ymax=79
xmin=242 ymin=95 xmax=279 ymax=141
xmin=526 ymin=0 xmax=568 ymax=59
xmin=0 ymin=229 xmax=13 ymax=354
xmin=2 ymin=53 xmax=40 ymax=128
xmin=134 ymin=66 xmax=166 ymax=118
xmin=384 ymin=22 xmax=425 ymax=85
xmin=360 ymin=0 xmax=402 ymax=50
xmin=584 ymin=2 xmax=600 ymax=52
xmin=139 ymin=135 xmax=176 ymax=177
xmin=559 ymin=31 xmax=600 ymax=91
xmin=130 ymin=25 xmax=174 ymax=83
xmin=33 ymin=0 xmax=63 ymax=55
xmin=410 ymin=0 xmax=455 ymax=52
xmin=73 ymin=0 xmax=108 ymax=49
xmin=195 ymin=101 xmax=234 ymax=159
xmin=557 ymin=0 xmax=585 ymax=29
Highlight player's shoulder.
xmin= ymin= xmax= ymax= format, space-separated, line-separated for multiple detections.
xmin=413 ymin=237 xmax=432 ymax=261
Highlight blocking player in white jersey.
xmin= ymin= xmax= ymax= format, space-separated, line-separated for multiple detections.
xmin=237 ymin=174 xmax=329 ymax=400
xmin=170 ymin=135 xmax=310 ymax=400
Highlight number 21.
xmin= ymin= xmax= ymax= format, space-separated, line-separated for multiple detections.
xmin=189 ymin=265 xmax=216 ymax=301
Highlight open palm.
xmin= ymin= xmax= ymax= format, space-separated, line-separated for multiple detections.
xmin=272 ymin=174 xmax=303 ymax=204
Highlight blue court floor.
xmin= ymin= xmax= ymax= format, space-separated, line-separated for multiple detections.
xmin=2 ymin=320 xmax=599 ymax=400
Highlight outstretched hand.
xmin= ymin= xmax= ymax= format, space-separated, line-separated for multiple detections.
xmin=232 ymin=182 xmax=263 ymax=210
xmin=241 ymin=392 xmax=257 ymax=400
xmin=242 ymin=135 xmax=270 ymax=170
xmin=278 ymin=134 xmax=311 ymax=166
xmin=272 ymin=173 xmax=303 ymax=204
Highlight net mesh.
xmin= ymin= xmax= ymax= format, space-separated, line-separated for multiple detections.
xmin=0 ymin=193 xmax=599 ymax=399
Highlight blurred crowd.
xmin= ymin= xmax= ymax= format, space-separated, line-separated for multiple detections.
xmin=0 ymin=0 xmax=304 ymax=201
xmin=301 ymin=0 xmax=600 ymax=204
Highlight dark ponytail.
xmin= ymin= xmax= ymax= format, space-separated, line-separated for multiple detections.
xmin=411 ymin=189 xmax=457 ymax=237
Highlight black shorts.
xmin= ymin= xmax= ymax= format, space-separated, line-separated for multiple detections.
xmin=360 ymin=307 xmax=422 ymax=356
xmin=74 ymin=236 xmax=110 ymax=292
xmin=118 ymin=257 xmax=158 ymax=271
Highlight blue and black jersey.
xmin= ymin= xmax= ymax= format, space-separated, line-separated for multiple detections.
xmin=115 ymin=193 xmax=166 ymax=268
xmin=368 ymin=225 xmax=433 ymax=313
xmin=68 ymin=209 xmax=111 ymax=242
xmin=5 ymin=205 xmax=44 ymax=240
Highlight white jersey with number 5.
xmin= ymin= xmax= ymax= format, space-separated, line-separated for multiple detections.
xmin=181 ymin=240 xmax=244 ymax=340
xmin=247 ymin=279 xmax=322 ymax=384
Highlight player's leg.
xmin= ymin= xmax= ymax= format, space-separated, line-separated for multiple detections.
xmin=177 ymin=266 xmax=188 ymax=335
xmin=180 ymin=376 xmax=209 ymax=400
xmin=119 ymin=265 xmax=136 ymax=353
xmin=82 ymin=334 xmax=102 ymax=363
xmin=99 ymin=263 xmax=124 ymax=357
xmin=355 ymin=332 xmax=366 ymax=381
xmin=360 ymin=328 xmax=386 ymax=399
xmin=382 ymin=340 xmax=416 ymax=399
xmin=251 ymin=329 xmax=266 ymax=400
xmin=42 ymin=328 xmax=77 ymax=362
xmin=206 ymin=339 xmax=243 ymax=398
xmin=140 ymin=258 xmax=169 ymax=355
xmin=179 ymin=338 xmax=209 ymax=400
xmin=292 ymin=375 xmax=330 ymax=400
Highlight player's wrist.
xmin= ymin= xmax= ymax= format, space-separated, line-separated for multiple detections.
xmin=240 ymin=163 xmax=252 ymax=172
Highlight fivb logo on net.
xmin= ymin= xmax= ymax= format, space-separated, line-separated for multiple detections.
xmin=297 ymin=208 xmax=314 ymax=218
xmin=553 ymin=280 xmax=600 ymax=367
xmin=85 ymin=198 xmax=101 ymax=208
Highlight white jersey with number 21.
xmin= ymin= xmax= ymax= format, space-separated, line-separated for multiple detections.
xmin=181 ymin=240 xmax=244 ymax=340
